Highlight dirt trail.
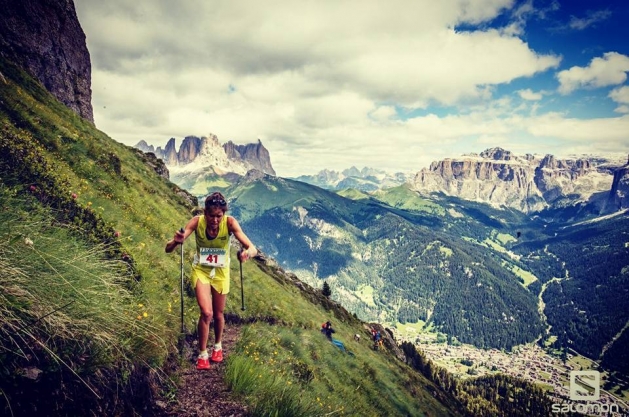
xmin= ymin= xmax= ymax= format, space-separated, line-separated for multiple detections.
xmin=160 ymin=325 xmax=248 ymax=417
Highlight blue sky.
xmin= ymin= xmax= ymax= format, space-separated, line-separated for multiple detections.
xmin=74 ymin=0 xmax=629 ymax=177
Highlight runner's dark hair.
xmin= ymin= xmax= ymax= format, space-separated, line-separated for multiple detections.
xmin=205 ymin=192 xmax=228 ymax=211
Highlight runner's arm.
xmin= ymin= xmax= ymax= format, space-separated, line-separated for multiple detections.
xmin=228 ymin=216 xmax=257 ymax=261
xmin=165 ymin=216 xmax=199 ymax=253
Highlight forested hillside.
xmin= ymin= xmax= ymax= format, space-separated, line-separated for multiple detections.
xmin=226 ymin=175 xmax=545 ymax=350
xmin=514 ymin=211 xmax=629 ymax=374
xmin=223 ymin=169 xmax=629 ymax=377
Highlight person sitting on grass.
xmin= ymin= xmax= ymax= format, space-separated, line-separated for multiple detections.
xmin=321 ymin=321 xmax=335 ymax=339
xmin=165 ymin=192 xmax=257 ymax=370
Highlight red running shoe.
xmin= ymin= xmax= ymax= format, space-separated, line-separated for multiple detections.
xmin=211 ymin=348 xmax=223 ymax=363
xmin=197 ymin=355 xmax=210 ymax=370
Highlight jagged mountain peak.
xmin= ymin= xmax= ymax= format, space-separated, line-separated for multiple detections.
xmin=480 ymin=147 xmax=513 ymax=161
xmin=134 ymin=134 xmax=275 ymax=177
xmin=342 ymin=166 xmax=361 ymax=177
xmin=223 ymin=139 xmax=276 ymax=176
xmin=135 ymin=140 xmax=154 ymax=153
xmin=293 ymin=166 xmax=410 ymax=192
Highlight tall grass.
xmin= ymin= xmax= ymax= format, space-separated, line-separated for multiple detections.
xmin=225 ymin=326 xmax=320 ymax=417
xmin=0 ymin=189 xmax=166 ymax=412
xmin=219 ymin=244 xmax=456 ymax=416
xmin=226 ymin=354 xmax=319 ymax=417
xmin=223 ymin=323 xmax=446 ymax=417
xmin=0 ymin=57 xmax=197 ymax=413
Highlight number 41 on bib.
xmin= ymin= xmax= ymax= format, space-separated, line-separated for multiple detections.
xmin=199 ymin=248 xmax=227 ymax=267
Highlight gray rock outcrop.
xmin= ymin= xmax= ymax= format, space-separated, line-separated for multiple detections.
xmin=223 ymin=139 xmax=276 ymax=176
xmin=134 ymin=135 xmax=276 ymax=177
xmin=606 ymin=155 xmax=629 ymax=211
xmin=131 ymin=148 xmax=170 ymax=180
xmin=411 ymin=147 xmax=614 ymax=212
xmin=0 ymin=0 xmax=93 ymax=122
xmin=162 ymin=138 xmax=178 ymax=166
xmin=178 ymin=136 xmax=206 ymax=164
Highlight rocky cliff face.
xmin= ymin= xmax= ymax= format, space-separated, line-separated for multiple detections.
xmin=411 ymin=147 xmax=615 ymax=212
xmin=135 ymin=135 xmax=276 ymax=177
xmin=131 ymin=148 xmax=170 ymax=180
xmin=0 ymin=0 xmax=93 ymax=122
xmin=223 ymin=139 xmax=276 ymax=176
xmin=178 ymin=136 xmax=208 ymax=164
xmin=606 ymin=156 xmax=629 ymax=211
xmin=162 ymin=138 xmax=179 ymax=166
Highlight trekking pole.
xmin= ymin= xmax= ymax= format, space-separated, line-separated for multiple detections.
xmin=238 ymin=249 xmax=246 ymax=311
xmin=179 ymin=228 xmax=185 ymax=334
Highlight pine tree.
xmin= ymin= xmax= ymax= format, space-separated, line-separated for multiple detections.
xmin=322 ymin=281 xmax=332 ymax=298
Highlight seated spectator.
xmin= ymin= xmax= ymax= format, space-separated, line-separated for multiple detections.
xmin=321 ymin=321 xmax=335 ymax=339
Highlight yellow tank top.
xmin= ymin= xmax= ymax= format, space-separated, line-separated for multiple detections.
xmin=192 ymin=215 xmax=231 ymax=278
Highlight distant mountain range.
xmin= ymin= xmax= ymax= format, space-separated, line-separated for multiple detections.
xmin=410 ymin=148 xmax=629 ymax=213
xmin=292 ymin=166 xmax=410 ymax=192
xmin=293 ymin=148 xmax=629 ymax=214
xmin=135 ymin=135 xmax=276 ymax=196
xmin=221 ymin=171 xmax=629 ymax=374
xmin=136 ymin=135 xmax=275 ymax=175
xmin=136 ymin=137 xmax=629 ymax=216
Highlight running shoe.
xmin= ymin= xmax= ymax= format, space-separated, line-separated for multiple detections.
xmin=210 ymin=348 xmax=223 ymax=363
xmin=197 ymin=355 xmax=210 ymax=370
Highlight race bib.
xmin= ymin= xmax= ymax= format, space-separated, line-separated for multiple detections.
xmin=199 ymin=248 xmax=227 ymax=267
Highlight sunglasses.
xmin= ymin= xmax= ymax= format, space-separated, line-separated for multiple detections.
xmin=207 ymin=198 xmax=227 ymax=207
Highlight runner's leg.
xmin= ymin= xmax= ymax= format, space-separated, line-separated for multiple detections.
xmin=195 ymin=281 xmax=213 ymax=352
xmin=211 ymin=288 xmax=227 ymax=345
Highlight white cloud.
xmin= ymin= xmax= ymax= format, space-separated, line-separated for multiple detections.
xmin=73 ymin=0 xmax=629 ymax=177
xmin=557 ymin=52 xmax=629 ymax=94
xmin=569 ymin=9 xmax=612 ymax=30
xmin=615 ymin=105 xmax=629 ymax=114
xmin=328 ymin=28 xmax=559 ymax=107
xmin=609 ymin=86 xmax=629 ymax=104
xmin=527 ymin=113 xmax=629 ymax=144
xmin=517 ymin=89 xmax=543 ymax=101
xmin=369 ymin=106 xmax=397 ymax=122
xmin=610 ymin=87 xmax=629 ymax=114
xmin=76 ymin=0 xmax=560 ymax=108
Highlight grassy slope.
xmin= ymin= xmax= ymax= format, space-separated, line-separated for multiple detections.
xmin=227 ymin=175 xmax=366 ymax=224
xmin=337 ymin=187 xmax=370 ymax=200
xmin=0 ymin=56 xmax=196 ymax=414
xmin=373 ymin=183 xmax=445 ymax=215
xmin=0 ymin=55 xmax=193 ymax=338
xmin=0 ymin=57 xmax=460 ymax=416
xmin=226 ymin=256 xmax=461 ymax=416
